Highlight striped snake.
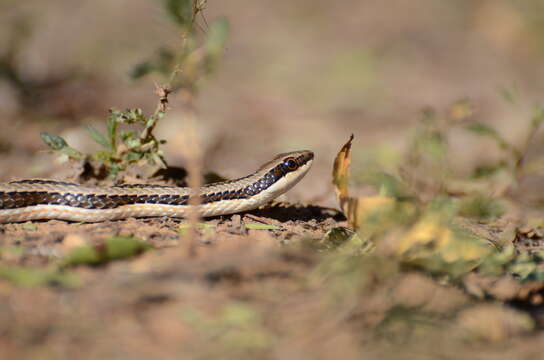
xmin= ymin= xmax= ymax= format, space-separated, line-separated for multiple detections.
xmin=0 ymin=150 xmax=314 ymax=223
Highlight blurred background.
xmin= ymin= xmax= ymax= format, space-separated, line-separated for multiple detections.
xmin=1 ymin=0 xmax=544 ymax=205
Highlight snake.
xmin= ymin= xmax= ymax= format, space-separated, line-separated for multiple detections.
xmin=0 ymin=150 xmax=314 ymax=223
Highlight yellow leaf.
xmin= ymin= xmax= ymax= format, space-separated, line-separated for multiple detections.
xmin=397 ymin=216 xmax=493 ymax=276
xmin=348 ymin=196 xmax=396 ymax=230
xmin=332 ymin=134 xmax=354 ymax=203
xmin=398 ymin=218 xmax=451 ymax=255
xmin=332 ymin=136 xmax=410 ymax=230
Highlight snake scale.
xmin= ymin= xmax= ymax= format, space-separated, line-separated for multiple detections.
xmin=0 ymin=150 xmax=314 ymax=223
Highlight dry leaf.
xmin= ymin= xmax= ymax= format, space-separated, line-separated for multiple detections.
xmin=332 ymin=135 xmax=413 ymax=231
xmin=332 ymin=134 xmax=354 ymax=204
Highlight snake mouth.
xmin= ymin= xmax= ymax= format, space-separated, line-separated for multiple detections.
xmin=299 ymin=150 xmax=314 ymax=165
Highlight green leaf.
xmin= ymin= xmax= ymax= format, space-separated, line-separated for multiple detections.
xmin=155 ymin=111 xmax=166 ymax=122
xmin=480 ymin=247 xmax=544 ymax=281
xmin=530 ymin=105 xmax=544 ymax=130
xmin=178 ymin=222 xmax=216 ymax=236
xmin=105 ymin=236 xmax=153 ymax=260
xmin=205 ymin=18 xmax=229 ymax=60
xmin=142 ymin=48 xmax=178 ymax=77
xmin=178 ymin=222 xmax=215 ymax=230
xmin=471 ymin=162 xmax=507 ymax=179
xmin=107 ymin=164 xmax=122 ymax=177
xmin=145 ymin=116 xmax=157 ymax=128
xmin=413 ymin=129 xmax=447 ymax=161
xmin=120 ymin=130 xmax=135 ymax=141
xmin=40 ymin=132 xmax=68 ymax=150
xmin=123 ymin=151 xmax=143 ymax=161
xmin=62 ymin=236 xmax=152 ymax=267
xmin=21 ymin=223 xmax=37 ymax=231
xmin=93 ymin=151 xmax=113 ymax=162
xmin=458 ymin=194 xmax=505 ymax=219
xmin=62 ymin=245 xmax=101 ymax=266
xmin=245 ymin=222 xmax=280 ymax=230
xmin=107 ymin=110 xmax=119 ymax=149
xmin=499 ymin=86 xmax=519 ymax=104
xmin=61 ymin=147 xmax=85 ymax=160
xmin=117 ymin=108 xmax=145 ymax=124
xmin=0 ymin=265 xmax=79 ymax=287
xmin=156 ymin=48 xmax=177 ymax=76
xmin=164 ymin=0 xmax=195 ymax=28
xmin=124 ymin=138 xmax=142 ymax=149
xmin=361 ymin=171 xmax=412 ymax=200
xmin=398 ymin=220 xmax=493 ymax=278
xmin=85 ymin=125 xmax=111 ymax=150
xmin=130 ymin=61 xmax=154 ymax=79
xmin=324 ymin=227 xmax=355 ymax=248
xmin=465 ymin=122 xmax=511 ymax=150
xmin=40 ymin=132 xmax=84 ymax=160
xmin=465 ymin=122 xmax=499 ymax=137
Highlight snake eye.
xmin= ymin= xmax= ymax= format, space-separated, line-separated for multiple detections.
xmin=284 ymin=157 xmax=298 ymax=171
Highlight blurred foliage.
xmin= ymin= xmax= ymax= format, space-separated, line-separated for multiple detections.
xmin=323 ymin=117 xmax=543 ymax=346
xmin=0 ymin=265 xmax=79 ymax=287
xmin=337 ymin=97 xmax=544 ymax=214
xmin=457 ymin=194 xmax=505 ymax=219
xmin=182 ymin=302 xmax=273 ymax=355
xmin=398 ymin=215 xmax=493 ymax=278
xmin=479 ymin=246 xmax=544 ymax=282
xmin=39 ymin=0 xmax=229 ymax=179
xmin=62 ymin=235 xmax=153 ymax=267
xmin=132 ymin=0 xmax=229 ymax=93
xmin=331 ymin=100 xmax=544 ymax=283
xmin=0 ymin=236 xmax=152 ymax=286
xmin=178 ymin=221 xmax=216 ymax=237
xmin=306 ymin=226 xmax=375 ymax=254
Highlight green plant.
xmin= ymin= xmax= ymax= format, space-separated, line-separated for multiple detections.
xmin=41 ymin=107 xmax=168 ymax=178
xmin=41 ymin=0 xmax=230 ymax=179
xmin=132 ymin=0 xmax=230 ymax=95
xmin=331 ymin=99 xmax=544 ymax=280
xmin=464 ymin=105 xmax=544 ymax=194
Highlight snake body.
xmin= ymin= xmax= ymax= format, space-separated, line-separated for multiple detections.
xmin=0 ymin=150 xmax=313 ymax=223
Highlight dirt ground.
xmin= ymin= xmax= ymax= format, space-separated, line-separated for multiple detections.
xmin=1 ymin=1 xmax=544 ymax=359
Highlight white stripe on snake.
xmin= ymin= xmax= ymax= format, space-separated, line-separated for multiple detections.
xmin=0 ymin=150 xmax=314 ymax=223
